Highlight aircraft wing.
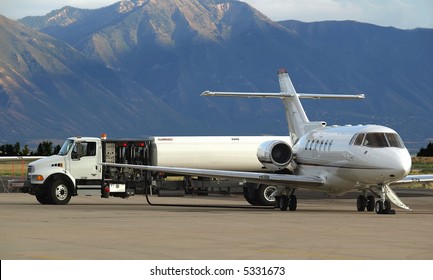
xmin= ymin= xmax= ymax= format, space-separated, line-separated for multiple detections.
xmin=391 ymin=174 xmax=433 ymax=186
xmin=101 ymin=163 xmax=324 ymax=188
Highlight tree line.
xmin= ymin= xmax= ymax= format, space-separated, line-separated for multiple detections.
xmin=2 ymin=140 xmax=433 ymax=157
xmin=0 ymin=141 xmax=61 ymax=156
xmin=417 ymin=142 xmax=433 ymax=157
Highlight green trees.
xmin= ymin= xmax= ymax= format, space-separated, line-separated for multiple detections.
xmin=0 ymin=141 xmax=61 ymax=156
xmin=417 ymin=143 xmax=433 ymax=157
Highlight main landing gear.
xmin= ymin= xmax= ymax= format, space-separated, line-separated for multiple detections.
xmin=276 ymin=189 xmax=297 ymax=211
xmin=356 ymin=193 xmax=375 ymax=212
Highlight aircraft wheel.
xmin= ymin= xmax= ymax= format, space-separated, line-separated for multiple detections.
xmin=288 ymin=195 xmax=297 ymax=211
xmin=366 ymin=195 xmax=375 ymax=212
xmin=376 ymin=200 xmax=392 ymax=214
xmin=243 ymin=184 xmax=259 ymax=206
xmin=375 ymin=200 xmax=383 ymax=214
xmin=256 ymin=184 xmax=277 ymax=206
xmin=375 ymin=200 xmax=393 ymax=214
xmin=383 ymin=200 xmax=392 ymax=214
xmin=279 ymin=196 xmax=289 ymax=211
xmin=357 ymin=195 xmax=366 ymax=211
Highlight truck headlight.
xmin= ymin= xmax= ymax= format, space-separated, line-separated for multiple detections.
xmin=32 ymin=175 xmax=44 ymax=181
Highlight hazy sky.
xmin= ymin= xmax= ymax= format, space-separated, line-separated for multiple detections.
xmin=1 ymin=0 xmax=432 ymax=29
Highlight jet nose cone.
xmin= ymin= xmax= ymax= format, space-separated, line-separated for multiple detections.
xmin=390 ymin=149 xmax=411 ymax=180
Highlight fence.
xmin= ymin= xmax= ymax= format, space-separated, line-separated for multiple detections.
xmin=0 ymin=157 xmax=44 ymax=192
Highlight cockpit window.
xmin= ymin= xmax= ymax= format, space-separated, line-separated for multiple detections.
xmin=352 ymin=132 xmax=404 ymax=148
xmin=353 ymin=133 xmax=365 ymax=146
xmin=386 ymin=133 xmax=404 ymax=148
xmin=363 ymin=133 xmax=388 ymax=147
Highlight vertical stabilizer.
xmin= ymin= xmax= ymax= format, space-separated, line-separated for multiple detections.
xmin=278 ymin=69 xmax=325 ymax=142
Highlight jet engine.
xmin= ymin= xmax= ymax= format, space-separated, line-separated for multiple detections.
xmin=257 ymin=140 xmax=293 ymax=171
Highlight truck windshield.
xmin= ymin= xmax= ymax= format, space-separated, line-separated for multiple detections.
xmin=58 ymin=139 xmax=74 ymax=155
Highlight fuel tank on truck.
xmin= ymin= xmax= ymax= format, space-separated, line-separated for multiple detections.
xmin=150 ymin=136 xmax=293 ymax=172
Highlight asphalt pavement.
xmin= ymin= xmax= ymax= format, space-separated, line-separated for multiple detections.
xmin=1 ymin=190 xmax=432 ymax=260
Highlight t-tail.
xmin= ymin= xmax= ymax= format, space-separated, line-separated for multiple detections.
xmin=201 ymin=68 xmax=364 ymax=143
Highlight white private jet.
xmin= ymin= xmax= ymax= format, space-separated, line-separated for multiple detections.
xmin=104 ymin=68 xmax=433 ymax=214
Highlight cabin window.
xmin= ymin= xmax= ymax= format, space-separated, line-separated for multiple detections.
xmin=305 ymin=140 xmax=310 ymax=150
xmin=309 ymin=140 xmax=315 ymax=150
xmin=328 ymin=140 xmax=333 ymax=151
xmin=314 ymin=140 xmax=320 ymax=151
xmin=320 ymin=140 xmax=324 ymax=151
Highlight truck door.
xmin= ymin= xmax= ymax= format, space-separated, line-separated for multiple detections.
xmin=68 ymin=141 xmax=102 ymax=187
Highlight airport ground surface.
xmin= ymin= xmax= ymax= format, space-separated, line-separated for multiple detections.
xmin=1 ymin=188 xmax=433 ymax=260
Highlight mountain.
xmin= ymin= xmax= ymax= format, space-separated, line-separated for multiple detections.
xmin=1 ymin=0 xmax=432 ymax=152
xmin=0 ymin=14 xmax=197 ymax=144
xmin=16 ymin=0 xmax=320 ymax=137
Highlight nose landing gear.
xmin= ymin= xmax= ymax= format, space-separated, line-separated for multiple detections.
xmin=375 ymin=184 xmax=396 ymax=214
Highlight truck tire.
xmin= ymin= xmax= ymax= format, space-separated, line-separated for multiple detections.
xmin=49 ymin=179 xmax=72 ymax=205
xmin=36 ymin=191 xmax=52 ymax=204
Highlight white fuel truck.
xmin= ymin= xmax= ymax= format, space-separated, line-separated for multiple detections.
xmin=24 ymin=134 xmax=294 ymax=206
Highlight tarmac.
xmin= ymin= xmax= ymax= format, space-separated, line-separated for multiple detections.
xmin=1 ymin=190 xmax=433 ymax=260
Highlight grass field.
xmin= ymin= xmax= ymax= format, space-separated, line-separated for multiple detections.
xmin=411 ymin=157 xmax=433 ymax=174
xmin=0 ymin=159 xmax=34 ymax=177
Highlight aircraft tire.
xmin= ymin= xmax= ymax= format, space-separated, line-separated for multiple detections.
xmin=366 ymin=195 xmax=375 ymax=211
xmin=375 ymin=200 xmax=383 ymax=214
xmin=288 ymin=195 xmax=297 ymax=211
xmin=279 ymin=196 xmax=289 ymax=211
xmin=357 ymin=195 xmax=366 ymax=211
xmin=243 ymin=184 xmax=259 ymax=206
xmin=383 ymin=200 xmax=392 ymax=214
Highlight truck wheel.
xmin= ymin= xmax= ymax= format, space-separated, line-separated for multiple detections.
xmin=255 ymin=184 xmax=278 ymax=206
xmin=49 ymin=179 xmax=72 ymax=205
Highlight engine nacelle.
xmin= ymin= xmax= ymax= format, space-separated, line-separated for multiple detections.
xmin=257 ymin=140 xmax=293 ymax=171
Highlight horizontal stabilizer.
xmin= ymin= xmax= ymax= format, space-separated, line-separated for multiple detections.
xmin=297 ymin=93 xmax=365 ymax=99
xmin=201 ymin=91 xmax=288 ymax=98
xmin=201 ymin=91 xmax=365 ymax=99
